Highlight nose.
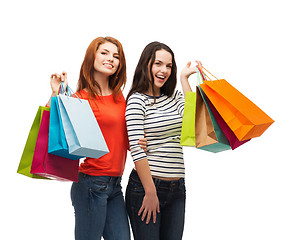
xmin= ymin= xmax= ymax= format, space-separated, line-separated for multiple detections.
xmin=161 ymin=65 xmax=167 ymax=73
xmin=107 ymin=54 xmax=114 ymax=62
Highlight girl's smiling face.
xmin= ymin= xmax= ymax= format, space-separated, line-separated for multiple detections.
xmin=150 ymin=49 xmax=172 ymax=95
xmin=94 ymin=42 xmax=120 ymax=76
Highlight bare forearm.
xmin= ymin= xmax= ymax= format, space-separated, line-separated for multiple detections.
xmin=134 ymin=158 xmax=156 ymax=194
xmin=180 ymin=60 xmax=202 ymax=96
xmin=180 ymin=75 xmax=193 ymax=96
xmin=46 ymin=92 xmax=57 ymax=107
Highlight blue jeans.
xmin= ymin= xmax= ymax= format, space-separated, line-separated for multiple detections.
xmin=71 ymin=172 xmax=130 ymax=240
xmin=126 ymin=169 xmax=186 ymax=240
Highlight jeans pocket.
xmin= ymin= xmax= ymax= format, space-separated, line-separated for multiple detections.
xmin=128 ymin=180 xmax=145 ymax=194
xmin=90 ymin=177 xmax=109 ymax=193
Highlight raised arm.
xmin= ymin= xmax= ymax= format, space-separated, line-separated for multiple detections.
xmin=180 ymin=61 xmax=202 ymax=96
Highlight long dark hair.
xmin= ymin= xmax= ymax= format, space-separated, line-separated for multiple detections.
xmin=77 ymin=36 xmax=126 ymax=102
xmin=126 ymin=41 xmax=177 ymax=103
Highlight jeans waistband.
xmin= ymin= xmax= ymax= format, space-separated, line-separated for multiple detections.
xmin=79 ymin=172 xmax=122 ymax=186
xmin=129 ymin=169 xmax=184 ymax=189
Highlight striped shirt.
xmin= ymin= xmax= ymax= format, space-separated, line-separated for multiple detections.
xmin=125 ymin=90 xmax=185 ymax=178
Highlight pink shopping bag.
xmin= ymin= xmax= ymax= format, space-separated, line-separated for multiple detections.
xmin=30 ymin=110 xmax=79 ymax=182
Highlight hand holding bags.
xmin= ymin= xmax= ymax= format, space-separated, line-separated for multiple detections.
xmin=48 ymin=88 xmax=83 ymax=160
xmin=18 ymin=84 xmax=110 ymax=180
xmin=199 ymin=66 xmax=274 ymax=141
xmin=180 ymin=65 xmax=274 ymax=153
xmin=181 ymin=68 xmax=232 ymax=153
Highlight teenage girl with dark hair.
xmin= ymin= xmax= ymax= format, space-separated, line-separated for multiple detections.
xmin=125 ymin=41 xmax=201 ymax=240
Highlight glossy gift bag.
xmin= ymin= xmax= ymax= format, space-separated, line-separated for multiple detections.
xmin=30 ymin=110 xmax=79 ymax=182
xmin=57 ymin=94 xmax=109 ymax=158
xmin=17 ymin=106 xmax=50 ymax=179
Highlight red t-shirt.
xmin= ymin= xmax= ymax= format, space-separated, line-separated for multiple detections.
xmin=77 ymin=90 xmax=129 ymax=176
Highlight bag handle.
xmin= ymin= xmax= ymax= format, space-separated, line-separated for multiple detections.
xmin=198 ymin=66 xmax=219 ymax=81
xmin=57 ymin=82 xmax=71 ymax=96
xmin=64 ymin=83 xmax=82 ymax=102
xmin=57 ymin=82 xmax=82 ymax=102
xmin=196 ymin=66 xmax=204 ymax=85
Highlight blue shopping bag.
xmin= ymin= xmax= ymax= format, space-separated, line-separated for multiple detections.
xmin=48 ymin=96 xmax=83 ymax=160
xmin=57 ymin=94 xmax=109 ymax=158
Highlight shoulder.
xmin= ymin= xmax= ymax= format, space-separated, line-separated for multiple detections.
xmin=172 ymin=90 xmax=184 ymax=100
xmin=163 ymin=90 xmax=184 ymax=103
xmin=128 ymin=92 xmax=147 ymax=100
xmin=127 ymin=92 xmax=148 ymax=105
xmin=126 ymin=92 xmax=149 ymax=114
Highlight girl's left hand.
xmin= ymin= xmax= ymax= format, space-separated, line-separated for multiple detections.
xmin=180 ymin=60 xmax=202 ymax=79
xmin=138 ymin=138 xmax=147 ymax=153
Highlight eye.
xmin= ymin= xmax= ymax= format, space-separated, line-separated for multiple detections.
xmin=114 ymin=55 xmax=119 ymax=59
xmin=167 ymin=65 xmax=172 ymax=69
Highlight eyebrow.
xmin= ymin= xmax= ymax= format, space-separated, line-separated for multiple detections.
xmin=155 ymin=59 xmax=172 ymax=65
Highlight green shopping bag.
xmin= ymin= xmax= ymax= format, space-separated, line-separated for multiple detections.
xmin=17 ymin=106 xmax=50 ymax=179
xmin=180 ymin=91 xmax=196 ymax=146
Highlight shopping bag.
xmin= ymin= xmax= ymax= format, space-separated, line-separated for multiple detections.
xmin=48 ymin=96 xmax=83 ymax=160
xmin=30 ymin=110 xmax=79 ymax=182
xmin=17 ymin=106 xmax=50 ymax=179
xmin=205 ymin=95 xmax=251 ymax=149
xmin=57 ymin=94 xmax=109 ymax=158
xmin=199 ymin=66 xmax=274 ymax=141
xmin=196 ymin=86 xmax=231 ymax=153
xmin=180 ymin=91 xmax=196 ymax=146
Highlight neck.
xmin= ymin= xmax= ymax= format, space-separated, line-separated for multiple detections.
xmin=93 ymin=71 xmax=113 ymax=96
xmin=145 ymin=88 xmax=160 ymax=97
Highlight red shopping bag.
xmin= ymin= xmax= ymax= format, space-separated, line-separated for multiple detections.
xmin=30 ymin=110 xmax=79 ymax=182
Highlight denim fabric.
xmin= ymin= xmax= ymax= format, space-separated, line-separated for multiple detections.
xmin=71 ymin=172 xmax=130 ymax=240
xmin=126 ymin=169 xmax=186 ymax=240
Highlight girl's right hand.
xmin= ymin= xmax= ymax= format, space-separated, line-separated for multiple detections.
xmin=138 ymin=191 xmax=160 ymax=224
xmin=50 ymin=71 xmax=68 ymax=96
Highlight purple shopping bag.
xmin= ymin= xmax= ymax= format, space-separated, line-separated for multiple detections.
xmin=30 ymin=110 xmax=79 ymax=182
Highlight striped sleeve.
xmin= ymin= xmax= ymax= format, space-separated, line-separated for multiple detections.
xmin=173 ymin=90 xmax=185 ymax=116
xmin=125 ymin=93 xmax=147 ymax=162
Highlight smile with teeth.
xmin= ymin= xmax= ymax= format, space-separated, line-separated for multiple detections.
xmin=103 ymin=62 xmax=114 ymax=69
xmin=155 ymin=74 xmax=166 ymax=80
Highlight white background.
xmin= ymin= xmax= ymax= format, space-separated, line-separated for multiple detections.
xmin=1 ymin=0 xmax=283 ymax=239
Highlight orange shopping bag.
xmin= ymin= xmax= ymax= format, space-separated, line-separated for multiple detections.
xmin=199 ymin=66 xmax=274 ymax=141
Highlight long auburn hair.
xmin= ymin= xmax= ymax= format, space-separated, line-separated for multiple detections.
xmin=126 ymin=41 xmax=177 ymax=103
xmin=77 ymin=36 xmax=126 ymax=102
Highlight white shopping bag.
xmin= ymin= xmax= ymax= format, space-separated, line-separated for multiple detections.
xmin=57 ymin=94 xmax=109 ymax=158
